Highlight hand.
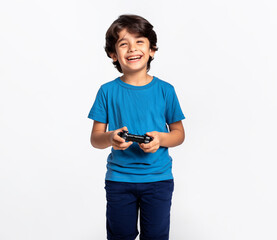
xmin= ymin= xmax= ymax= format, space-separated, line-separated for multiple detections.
xmin=110 ymin=126 xmax=133 ymax=150
xmin=139 ymin=131 xmax=160 ymax=153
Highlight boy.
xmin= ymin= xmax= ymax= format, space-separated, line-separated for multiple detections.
xmin=88 ymin=14 xmax=185 ymax=240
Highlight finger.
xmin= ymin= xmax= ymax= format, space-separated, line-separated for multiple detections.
xmin=114 ymin=134 xmax=126 ymax=143
xmin=112 ymin=138 xmax=125 ymax=146
xmin=114 ymin=141 xmax=133 ymax=150
xmin=141 ymin=148 xmax=152 ymax=153
xmin=118 ymin=141 xmax=132 ymax=149
xmin=117 ymin=126 xmax=128 ymax=134
xmin=113 ymin=131 xmax=126 ymax=142
xmin=122 ymin=141 xmax=133 ymax=150
xmin=121 ymin=126 xmax=128 ymax=131
xmin=139 ymin=144 xmax=151 ymax=152
xmin=139 ymin=143 xmax=148 ymax=152
xmin=113 ymin=145 xmax=120 ymax=150
xmin=114 ymin=126 xmax=128 ymax=142
xmin=142 ymin=142 xmax=152 ymax=149
xmin=112 ymin=139 xmax=126 ymax=148
xmin=113 ymin=143 xmax=128 ymax=150
xmin=146 ymin=132 xmax=155 ymax=137
xmin=145 ymin=147 xmax=157 ymax=153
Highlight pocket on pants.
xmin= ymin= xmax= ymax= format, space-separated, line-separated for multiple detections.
xmin=153 ymin=179 xmax=174 ymax=201
xmin=105 ymin=180 xmax=129 ymax=202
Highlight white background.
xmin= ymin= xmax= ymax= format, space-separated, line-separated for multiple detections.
xmin=1 ymin=0 xmax=277 ymax=239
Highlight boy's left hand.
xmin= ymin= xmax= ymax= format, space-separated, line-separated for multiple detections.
xmin=139 ymin=131 xmax=160 ymax=153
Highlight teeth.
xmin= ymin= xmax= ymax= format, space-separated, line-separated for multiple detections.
xmin=128 ymin=56 xmax=141 ymax=60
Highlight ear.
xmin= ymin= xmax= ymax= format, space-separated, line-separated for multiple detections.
xmin=149 ymin=48 xmax=156 ymax=58
xmin=109 ymin=52 xmax=118 ymax=62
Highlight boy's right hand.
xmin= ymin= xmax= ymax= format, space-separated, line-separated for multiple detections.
xmin=110 ymin=126 xmax=133 ymax=150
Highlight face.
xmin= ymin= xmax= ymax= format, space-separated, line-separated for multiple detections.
xmin=109 ymin=28 xmax=155 ymax=74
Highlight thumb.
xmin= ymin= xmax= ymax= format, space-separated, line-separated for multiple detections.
xmin=146 ymin=131 xmax=154 ymax=137
xmin=116 ymin=126 xmax=127 ymax=133
xmin=121 ymin=126 xmax=128 ymax=132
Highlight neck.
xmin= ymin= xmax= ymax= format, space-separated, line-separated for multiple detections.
xmin=120 ymin=72 xmax=153 ymax=86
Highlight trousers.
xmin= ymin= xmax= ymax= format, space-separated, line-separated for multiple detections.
xmin=105 ymin=179 xmax=174 ymax=240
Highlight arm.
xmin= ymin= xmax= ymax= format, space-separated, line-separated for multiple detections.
xmin=90 ymin=120 xmax=111 ymax=149
xmin=139 ymin=120 xmax=185 ymax=153
xmin=159 ymin=120 xmax=185 ymax=147
xmin=90 ymin=120 xmax=133 ymax=150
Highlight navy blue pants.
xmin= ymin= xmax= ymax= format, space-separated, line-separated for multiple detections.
xmin=105 ymin=179 xmax=174 ymax=240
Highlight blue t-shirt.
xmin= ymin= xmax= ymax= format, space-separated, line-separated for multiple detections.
xmin=88 ymin=76 xmax=185 ymax=183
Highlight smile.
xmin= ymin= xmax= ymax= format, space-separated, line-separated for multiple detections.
xmin=126 ymin=56 xmax=142 ymax=62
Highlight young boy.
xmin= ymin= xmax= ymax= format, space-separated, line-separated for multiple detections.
xmin=88 ymin=14 xmax=185 ymax=240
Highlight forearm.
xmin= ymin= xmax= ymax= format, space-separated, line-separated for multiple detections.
xmin=159 ymin=129 xmax=185 ymax=148
xmin=90 ymin=131 xmax=113 ymax=149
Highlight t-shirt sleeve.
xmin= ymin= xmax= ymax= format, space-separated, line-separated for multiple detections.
xmin=88 ymin=87 xmax=108 ymax=123
xmin=165 ymin=86 xmax=185 ymax=125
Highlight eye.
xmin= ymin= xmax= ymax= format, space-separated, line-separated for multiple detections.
xmin=137 ymin=40 xmax=144 ymax=43
xmin=119 ymin=43 xmax=127 ymax=46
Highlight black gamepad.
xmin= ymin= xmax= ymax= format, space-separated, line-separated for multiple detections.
xmin=118 ymin=130 xmax=153 ymax=144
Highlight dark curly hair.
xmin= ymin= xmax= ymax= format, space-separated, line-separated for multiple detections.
xmin=104 ymin=14 xmax=159 ymax=73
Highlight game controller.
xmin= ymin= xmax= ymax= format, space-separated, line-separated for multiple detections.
xmin=117 ymin=130 xmax=153 ymax=144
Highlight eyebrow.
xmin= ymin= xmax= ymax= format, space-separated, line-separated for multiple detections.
xmin=117 ymin=36 xmax=144 ymax=44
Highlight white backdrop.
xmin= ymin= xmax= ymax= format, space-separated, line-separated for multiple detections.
xmin=1 ymin=0 xmax=277 ymax=239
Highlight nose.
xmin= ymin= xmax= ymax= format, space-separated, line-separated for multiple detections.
xmin=128 ymin=43 xmax=137 ymax=52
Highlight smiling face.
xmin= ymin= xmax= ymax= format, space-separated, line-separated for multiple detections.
xmin=109 ymin=28 xmax=156 ymax=74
